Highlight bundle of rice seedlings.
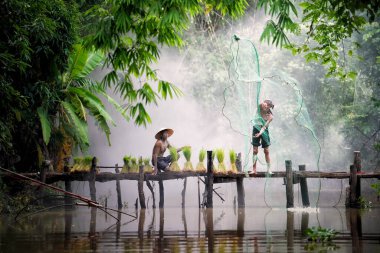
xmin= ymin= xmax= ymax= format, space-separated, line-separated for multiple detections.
xmin=212 ymin=150 xmax=217 ymax=170
xmin=122 ymin=155 xmax=131 ymax=173
xmin=130 ymin=157 xmax=138 ymax=173
xmin=143 ymin=158 xmax=153 ymax=173
xmin=216 ymin=149 xmax=227 ymax=174
xmin=182 ymin=146 xmax=193 ymax=172
xmin=229 ymin=150 xmax=238 ymax=173
xmin=169 ymin=147 xmax=181 ymax=172
xmin=196 ymin=149 xmax=206 ymax=172
xmin=71 ymin=156 xmax=93 ymax=173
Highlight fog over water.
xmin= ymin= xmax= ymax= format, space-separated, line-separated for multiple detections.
xmin=75 ymin=12 xmax=376 ymax=209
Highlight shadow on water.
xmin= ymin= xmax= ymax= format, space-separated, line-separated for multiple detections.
xmin=1 ymin=206 xmax=380 ymax=252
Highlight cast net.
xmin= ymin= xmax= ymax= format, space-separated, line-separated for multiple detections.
xmin=222 ymin=35 xmax=322 ymax=207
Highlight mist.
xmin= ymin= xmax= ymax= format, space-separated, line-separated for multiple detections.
xmin=78 ymin=9 xmax=357 ymax=209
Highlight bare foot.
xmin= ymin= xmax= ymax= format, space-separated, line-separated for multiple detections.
xmin=248 ymin=169 xmax=257 ymax=174
xmin=152 ymin=170 xmax=158 ymax=175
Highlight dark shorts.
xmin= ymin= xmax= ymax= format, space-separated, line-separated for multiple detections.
xmin=251 ymin=126 xmax=271 ymax=148
xmin=152 ymin=155 xmax=172 ymax=171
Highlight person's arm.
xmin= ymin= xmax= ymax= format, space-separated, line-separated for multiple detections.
xmin=255 ymin=114 xmax=273 ymax=137
xmin=152 ymin=142 xmax=161 ymax=174
xmin=168 ymin=142 xmax=184 ymax=152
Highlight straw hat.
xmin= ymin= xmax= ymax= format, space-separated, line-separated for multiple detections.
xmin=155 ymin=128 xmax=174 ymax=139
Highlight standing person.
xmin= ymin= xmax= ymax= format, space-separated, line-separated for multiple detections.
xmin=151 ymin=128 xmax=184 ymax=175
xmin=250 ymin=99 xmax=274 ymax=174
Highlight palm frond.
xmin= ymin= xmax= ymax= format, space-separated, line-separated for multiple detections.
xmin=37 ymin=107 xmax=52 ymax=145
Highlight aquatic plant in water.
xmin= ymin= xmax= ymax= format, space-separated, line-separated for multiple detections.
xmin=305 ymin=227 xmax=337 ymax=242
xmin=169 ymin=147 xmax=181 ymax=172
xmin=183 ymin=146 xmax=193 ymax=171
xmin=196 ymin=149 xmax=206 ymax=172
xmin=216 ymin=149 xmax=227 ymax=174
xmin=229 ymin=150 xmax=238 ymax=173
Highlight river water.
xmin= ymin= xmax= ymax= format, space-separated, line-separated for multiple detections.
xmin=0 ymin=206 xmax=379 ymax=252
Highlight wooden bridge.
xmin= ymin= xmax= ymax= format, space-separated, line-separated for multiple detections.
xmin=2 ymin=151 xmax=379 ymax=209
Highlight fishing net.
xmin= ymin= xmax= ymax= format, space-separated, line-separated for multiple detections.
xmin=222 ymin=35 xmax=322 ymax=207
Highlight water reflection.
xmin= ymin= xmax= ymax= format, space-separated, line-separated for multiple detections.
xmin=2 ymin=207 xmax=380 ymax=252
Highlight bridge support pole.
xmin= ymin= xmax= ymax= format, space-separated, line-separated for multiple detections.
xmin=159 ymin=180 xmax=164 ymax=208
xmin=299 ymin=165 xmax=310 ymax=207
xmin=115 ymin=164 xmax=122 ymax=209
xmin=138 ymin=165 xmax=146 ymax=209
xmin=236 ymin=153 xmax=245 ymax=208
xmin=89 ymin=157 xmax=97 ymax=202
xmin=285 ymin=160 xmax=294 ymax=208
xmin=206 ymin=150 xmax=214 ymax=208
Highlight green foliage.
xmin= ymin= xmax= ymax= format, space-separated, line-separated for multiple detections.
xmin=169 ymin=147 xmax=181 ymax=171
xmin=229 ymin=150 xmax=238 ymax=173
xmin=305 ymin=226 xmax=338 ymax=242
xmin=371 ymin=182 xmax=380 ymax=196
xmin=169 ymin=147 xmax=179 ymax=161
xmin=183 ymin=147 xmax=192 ymax=162
xmin=215 ymin=148 xmax=227 ymax=173
xmin=258 ymin=0 xmax=379 ymax=79
xmin=71 ymin=156 xmax=93 ymax=172
xmin=358 ymin=196 xmax=373 ymax=209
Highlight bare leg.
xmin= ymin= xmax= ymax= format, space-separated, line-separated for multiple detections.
xmin=264 ymin=147 xmax=272 ymax=174
xmin=250 ymin=146 xmax=259 ymax=174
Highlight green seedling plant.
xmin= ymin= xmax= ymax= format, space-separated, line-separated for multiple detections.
xmin=143 ymin=158 xmax=153 ymax=173
xmin=229 ymin=150 xmax=238 ymax=173
xmin=216 ymin=149 xmax=227 ymax=174
xmin=130 ymin=157 xmax=138 ymax=173
xmin=122 ymin=155 xmax=131 ymax=173
xmin=183 ymin=146 xmax=193 ymax=172
xmin=71 ymin=156 xmax=93 ymax=172
xmin=169 ymin=147 xmax=181 ymax=172
xmin=212 ymin=150 xmax=216 ymax=171
xmin=358 ymin=196 xmax=372 ymax=209
xmin=196 ymin=149 xmax=206 ymax=172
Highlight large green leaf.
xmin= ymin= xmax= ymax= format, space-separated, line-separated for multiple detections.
xmin=67 ymin=44 xmax=104 ymax=81
xmin=37 ymin=107 xmax=51 ymax=145
xmin=61 ymin=101 xmax=89 ymax=147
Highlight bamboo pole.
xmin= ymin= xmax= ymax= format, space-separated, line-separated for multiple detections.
xmin=285 ymin=160 xmax=294 ymax=208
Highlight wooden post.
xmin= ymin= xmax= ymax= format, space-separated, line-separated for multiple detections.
xmin=205 ymin=208 xmax=214 ymax=252
xmin=138 ymin=209 xmax=146 ymax=240
xmin=301 ymin=212 xmax=309 ymax=235
xmin=349 ymin=164 xmax=359 ymax=207
xmin=237 ymin=208 xmax=245 ymax=237
xmin=354 ymin=151 xmax=362 ymax=201
xmin=286 ymin=211 xmax=294 ymax=249
xmin=348 ymin=208 xmax=363 ymax=251
xmin=138 ymin=165 xmax=146 ymax=209
xmin=206 ymin=150 xmax=214 ymax=208
xmin=115 ymin=164 xmax=122 ymax=209
xmin=197 ymin=177 xmax=201 ymax=208
xmin=40 ymin=160 xmax=48 ymax=183
xmin=89 ymin=157 xmax=97 ymax=202
xmin=285 ymin=160 xmax=294 ymax=208
xmin=298 ymin=165 xmax=310 ymax=207
xmin=236 ymin=153 xmax=245 ymax=207
xmin=159 ymin=180 xmax=164 ymax=208
xmin=181 ymin=178 xmax=187 ymax=208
